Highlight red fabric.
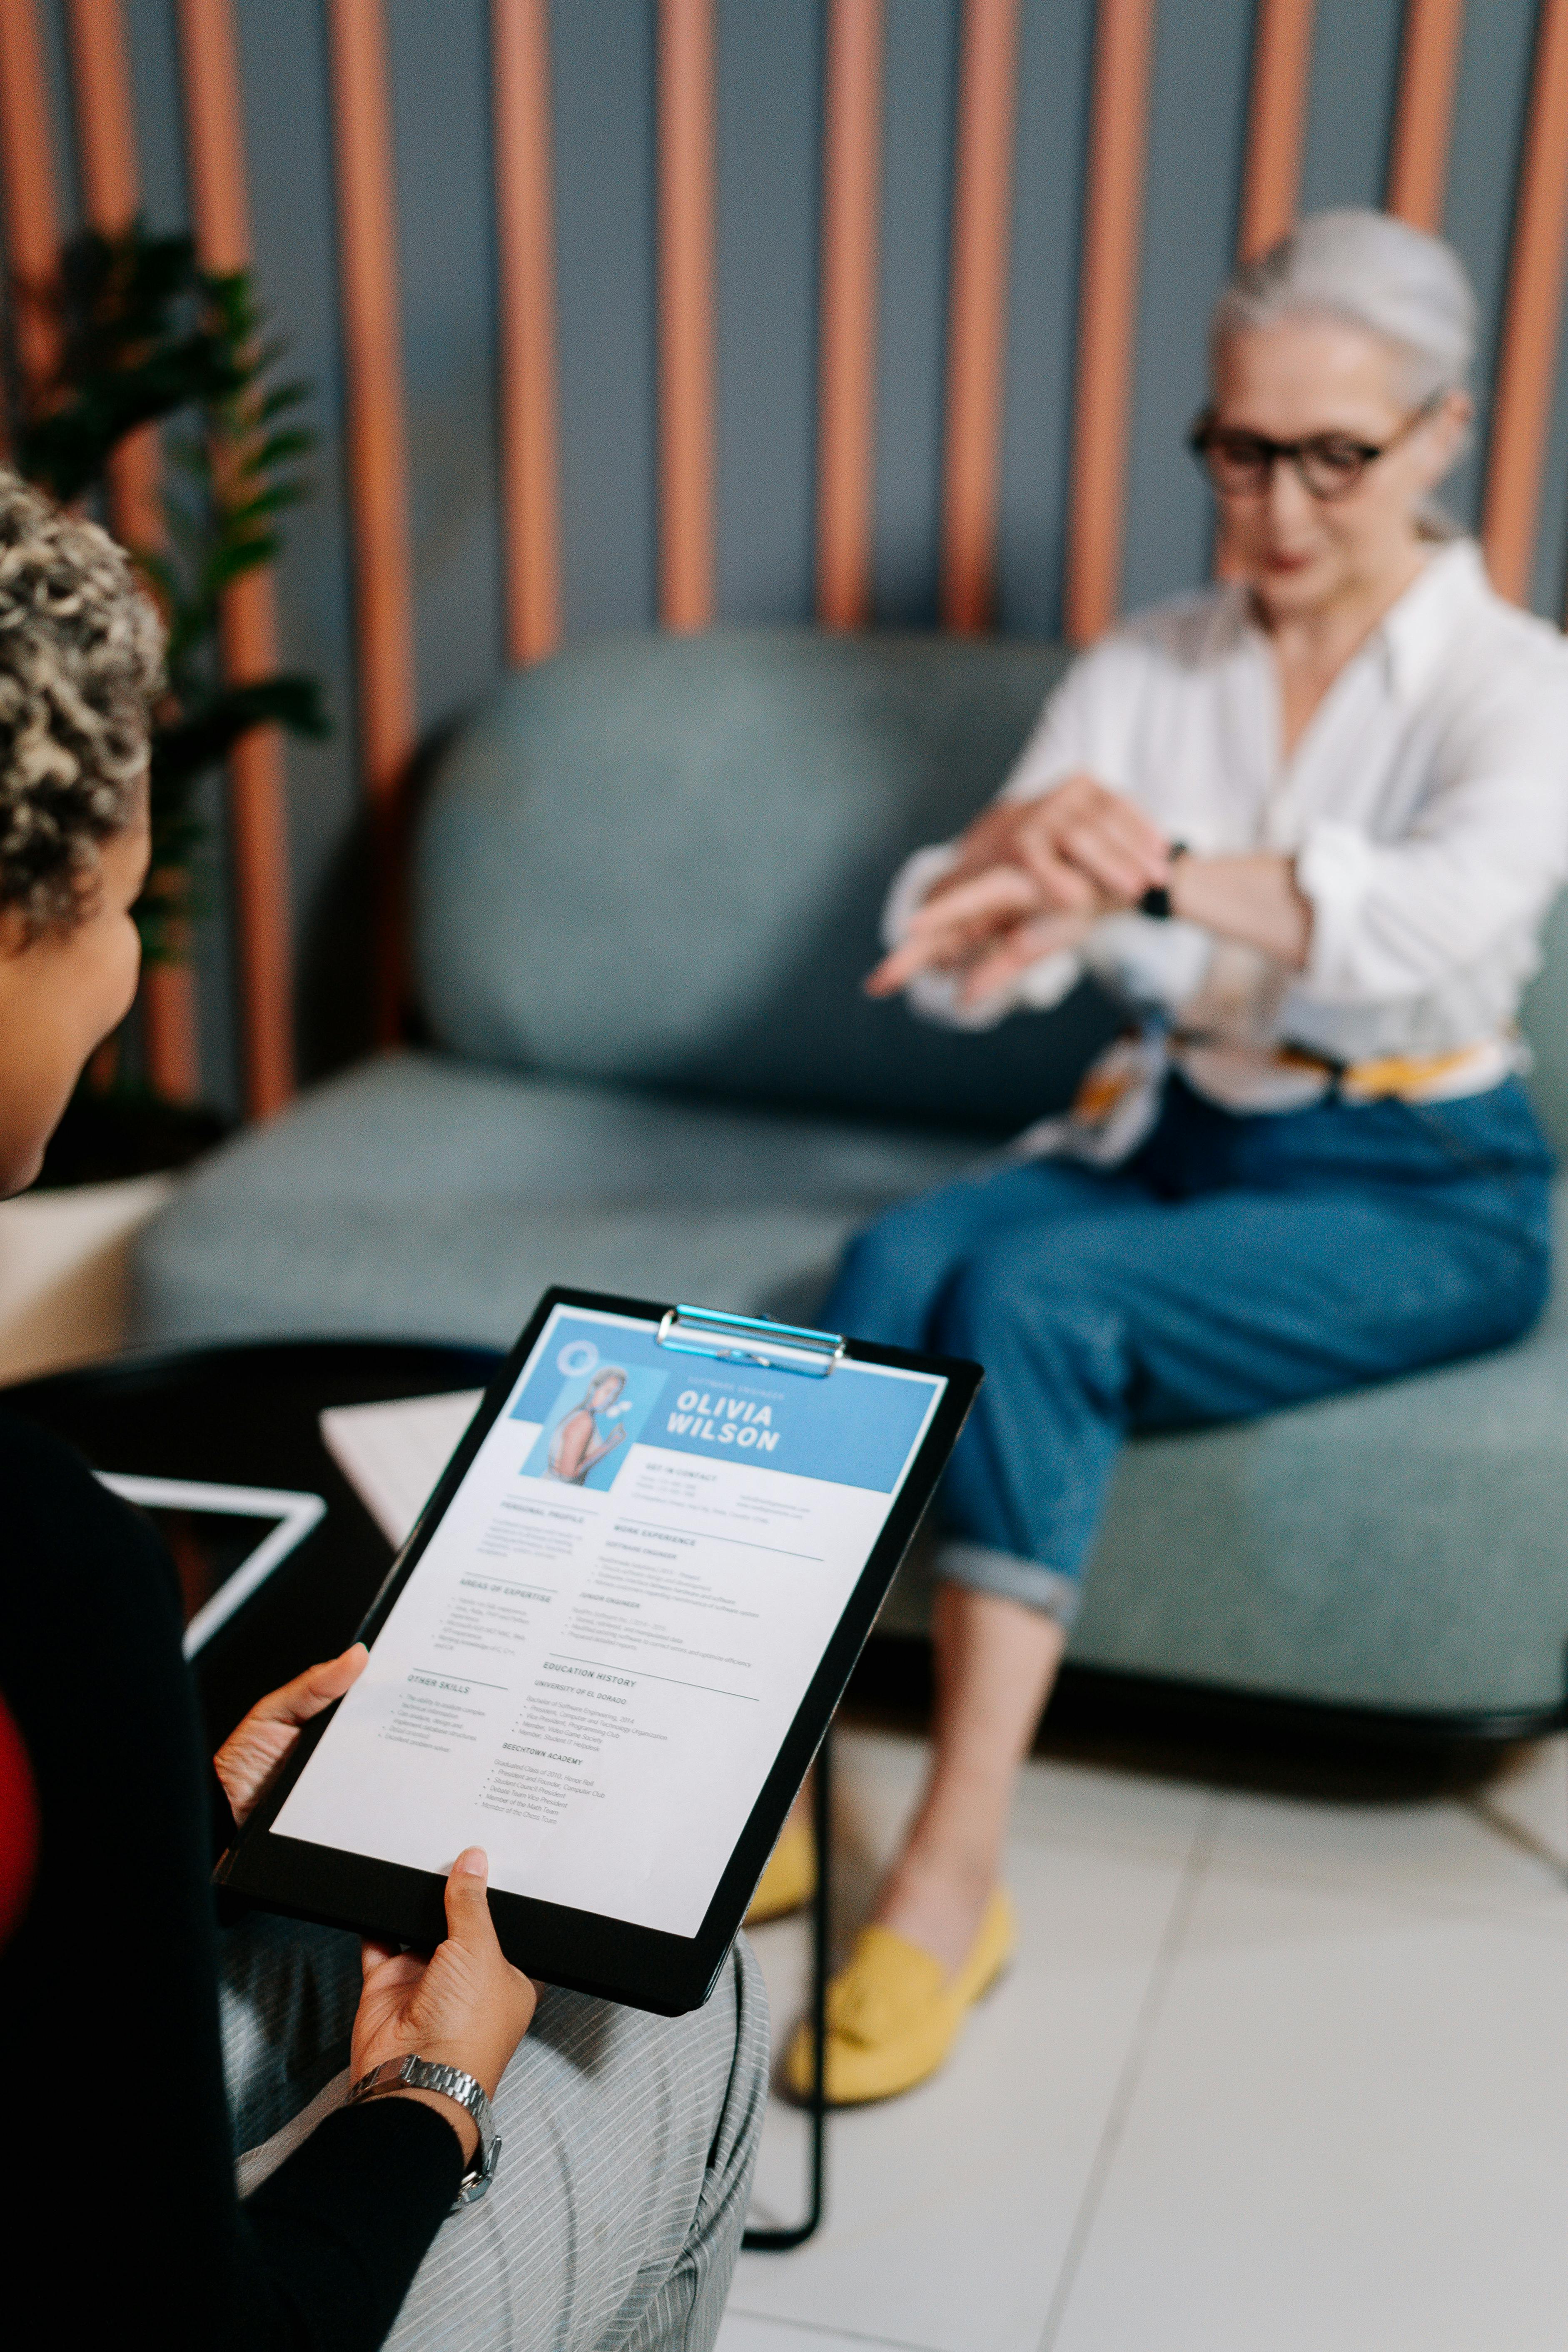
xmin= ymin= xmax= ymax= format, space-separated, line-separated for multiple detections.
xmin=0 ymin=1689 xmax=38 ymax=1950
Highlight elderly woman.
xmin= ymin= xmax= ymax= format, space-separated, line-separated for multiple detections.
xmin=0 ymin=475 xmax=766 ymax=2345
xmin=785 ymin=210 xmax=1568 ymax=2106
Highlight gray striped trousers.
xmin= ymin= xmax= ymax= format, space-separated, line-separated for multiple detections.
xmin=219 ymin=1909 xmax=770 ymax=2351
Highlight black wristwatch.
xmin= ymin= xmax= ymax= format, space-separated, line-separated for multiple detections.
xmin=1139 ymin=842 xmax=1189 ymax=920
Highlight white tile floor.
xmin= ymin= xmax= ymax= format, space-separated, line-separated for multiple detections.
xmin=720 ymin=1726 xmax=1568 ymax=2352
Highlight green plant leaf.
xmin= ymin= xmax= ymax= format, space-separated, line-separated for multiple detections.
xmin=10 ymin=219 xmax=327 ymax=998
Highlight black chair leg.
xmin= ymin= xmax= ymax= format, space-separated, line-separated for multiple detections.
xmin=743 ymin=1726 xmax=831 ymax=2252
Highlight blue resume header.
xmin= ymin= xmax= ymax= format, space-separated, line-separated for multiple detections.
xmin=509 ymin=1313 xmax=943 ymax=1495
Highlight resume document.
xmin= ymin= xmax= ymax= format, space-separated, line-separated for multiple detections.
xmin=277 ymin=1305 xmax=946 ymax=1936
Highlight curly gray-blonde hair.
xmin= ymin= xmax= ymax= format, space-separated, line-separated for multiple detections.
xmin=0 ymin=469 xmax=164 ymax=932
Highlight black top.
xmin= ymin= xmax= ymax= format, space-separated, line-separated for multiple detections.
xmin=0 ymin=1410 xmax=462 ymax=2347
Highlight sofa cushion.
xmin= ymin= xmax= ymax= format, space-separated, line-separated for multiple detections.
xmin=130 ymin=1050 xmax=983 ymax=1347
xmin=1067 ymin=1196 xmax=1568 ymax=1716
xmin=132 ymin=1051 xmax=1568 ymax=1717
xmin=414 ymin=629 xmax=1120 ymax=1133
xmin=1522 ymin=893 xmax=1568 ymax=1156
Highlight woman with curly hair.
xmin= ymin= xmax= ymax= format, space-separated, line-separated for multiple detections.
xmin=0 ymin=473 xmax=766 ymax=2349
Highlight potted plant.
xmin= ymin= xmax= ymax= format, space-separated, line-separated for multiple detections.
xmin=12 ymin=222 xmax=329 ymax=1185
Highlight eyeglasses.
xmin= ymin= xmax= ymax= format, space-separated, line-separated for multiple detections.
xmin=1187 ymin=394 xmax=1441 ymax=501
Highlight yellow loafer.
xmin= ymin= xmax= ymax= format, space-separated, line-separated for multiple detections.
xmin=745 ymin=1812 xmax=818 ymax=1925
xmin=784 ymin=1885 xmax=1016 ymax=2105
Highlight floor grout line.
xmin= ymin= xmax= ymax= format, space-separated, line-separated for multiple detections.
xmin=1467 ymin=1789 xmax=1568 ymax=1881
xmin=725 ymin=2308 xmax=947 ymax=2352
xmin=1194 ymin=1850 xmax=1568 ymax=1918
xmin=1034 ymin=1793 xmax=1223 ymax=2352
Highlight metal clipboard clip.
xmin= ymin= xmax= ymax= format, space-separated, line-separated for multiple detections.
xmin=656 ymin=1305 xmax=846 ymax=1379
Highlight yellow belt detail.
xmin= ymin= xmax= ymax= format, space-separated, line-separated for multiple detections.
xmin=1333 ymin=1046 xmax=1493 ymax=1102
xmin=1068 ymin=1037 xmax=1506 ymax=1125
xmin=1072 ymin=1067 xmax=1137 ymax=1121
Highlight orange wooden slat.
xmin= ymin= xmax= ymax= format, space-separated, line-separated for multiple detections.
xmin=494 ymin=0 xmax=561 ymax=666
xmin=1386 ymin=0 xmax=1466 ymax=230
xmin=137 ymin=961 xmax=201 ymax=1096
xmin=66 ymin=0 xmax=159 ymax=546
xmin=68 ymin=0 xmax=161 ymax=570
xmin=657 ymin=0 xmax=715 ymax=632
xmin=1238 ymin=0 xmax=1316 ymax=260
xmin=816 ymin=0 xmax=884 ymax=632
xmin=1063 ymin=0 xmax=1157 ymax=646
xmin=326 ymin=0 xmax=417 ymax=1043
xmin=178 ymin=0 xmax=297 ymax=1114
xmin=941 ymin=0 xmax=1022 ymax=635
xmin=67 ymin=0 xmax=137 ymax=223
xmin=69 ymin=0 xmax=204 ymax=1102
xmin=1481 ymin=0 xmax=1568 ymax=606
xmin=0 ymin=0 xmax=60 ymax=397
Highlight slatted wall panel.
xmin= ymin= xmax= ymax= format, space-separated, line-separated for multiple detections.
xmin=70 ymin=0 xmax=200 ymax=1105
xmin=326 ymin=0 xmax=416 ymax=1047
xmin=494 ymin=0 xmax=562 ymax=665
xmin=179 ymin=0 xmax=297 ymax=1117
xmin=1 ymin=0 xmax=1567 ymax=1112
xmin=1064 ymin=0 xmax=1157 ymax=643
xmin=816 ymin=0 xmax=883 ymax=632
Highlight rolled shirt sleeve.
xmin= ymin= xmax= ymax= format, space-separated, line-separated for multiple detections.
xmin=1293 ymin=674 xmax=1568 ymax=1007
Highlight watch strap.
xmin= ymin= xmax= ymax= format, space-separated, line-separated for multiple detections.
xmin=345 ymin=2055 xmax=501 ymax=2208
xmin=1138 ymin=841 xmax=1189 ymax=921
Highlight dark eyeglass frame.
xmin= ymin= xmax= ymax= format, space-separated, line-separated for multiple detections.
xmin=1187 ymin=393 xmax=1443 ymax=502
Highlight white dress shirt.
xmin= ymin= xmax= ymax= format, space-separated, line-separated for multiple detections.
xmin=889 ymin=540 xmax=1568 ymax=1140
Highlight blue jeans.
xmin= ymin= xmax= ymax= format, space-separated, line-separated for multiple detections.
xmin=824 ymin=1075 xmax=1554 ymax=1623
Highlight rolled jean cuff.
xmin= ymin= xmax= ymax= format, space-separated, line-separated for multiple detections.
xmin=936 ymin=1541 xmax=1083 ymax=1629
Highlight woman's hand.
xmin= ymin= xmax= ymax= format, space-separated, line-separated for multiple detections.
xmin=870 ymin=887 xmax=1098 ymax=1008
xmin=866 ymin=775 xmax=1171 ymax=1005
xmin=352 ymin=1848 xmax=537 ymax=2161
xmin=944 ymin=776 xmax=1171 ymax=913
xmin=214 ymin=1643 xmax=368 ymax=1828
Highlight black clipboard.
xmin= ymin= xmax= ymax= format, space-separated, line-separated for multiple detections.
xmin=215 ymin=1285 xmax=981 ymax=2016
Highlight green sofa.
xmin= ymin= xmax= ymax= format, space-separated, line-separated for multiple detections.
xmin=132 ymin=629 xmax=1568 ymax=1732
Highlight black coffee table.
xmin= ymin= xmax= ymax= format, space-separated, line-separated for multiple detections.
xmin=1 ymin=1338 xmax=500 ymax=1756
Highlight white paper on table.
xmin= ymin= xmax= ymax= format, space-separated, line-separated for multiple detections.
xmin=319 ymin=1390 xmax=485 ymax=1548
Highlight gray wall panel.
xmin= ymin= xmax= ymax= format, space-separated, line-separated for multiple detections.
xmin=1442 ymin=0 xmax=1538 ymax=535
xmin=1297 ymin=0 xmax=1403 ymax=218
xmin=234 ymin=0 xmax=362 ymax=1083
xmin=715 ymin=0 xmax=822 ymax=623
xmin=386 ymin=0 xmax=504 ymax=738
xmin=36 ymin=0 xmax=82 ymax=231
xmin=1121 ymin=0 xmax=1252 ymax=614
xmin=124 ymin=0 xmax=189 ymax=231
xmin=551 ymin=0 xmax=658 ymax=637
xmin=872 ymin=0 xmax=959 ymax=626
xmin=996 ymin=0 xmax=1094 ymax=641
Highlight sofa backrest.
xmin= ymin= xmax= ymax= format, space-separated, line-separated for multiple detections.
xmin=416 ymin=623 xmax=1568 ymax=1152
xmin=1521 ymin=895 xmax=1568 ymax=1157
xmin=414 ymin=628 xmax=1119 ymax=1133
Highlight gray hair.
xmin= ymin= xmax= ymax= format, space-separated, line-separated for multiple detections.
xmin=1212 ymin=208 xmax=1477 ymax=402
xmin=0 ymin=469 xmax=164 ymax=933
